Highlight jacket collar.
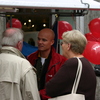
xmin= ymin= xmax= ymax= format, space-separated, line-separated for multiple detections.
xmin=0 ymin=46 xmax=26 ymax=59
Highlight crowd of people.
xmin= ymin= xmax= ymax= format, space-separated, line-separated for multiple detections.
xmin=0 ymin=27 xmax=96 ymax=100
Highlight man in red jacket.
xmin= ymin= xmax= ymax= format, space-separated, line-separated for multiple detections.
xmin=27 ymin=28 xmax=67 ymax=100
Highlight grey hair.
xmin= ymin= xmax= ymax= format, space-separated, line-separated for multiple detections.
xmin=62 ymin=29 xmax=87 ymax=54
xmin=1 ymin=28 xmax=24 ymax=46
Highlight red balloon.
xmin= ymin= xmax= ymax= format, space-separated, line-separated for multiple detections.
xmin=58 ymin=21 xmax=72 ymax=39
xmin=83 ymin=41 xmax=100 ymax=64
xmin=85 ymin=32 xmax=100 ymax=42
xmin=6 ymin=18 xmax=22 ymax=29
xmin=88 ymin=18 xmax=100 ymax=38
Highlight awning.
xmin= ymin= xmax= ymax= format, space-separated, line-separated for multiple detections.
xmin=0 ymin=0 xmax=100 ymax=10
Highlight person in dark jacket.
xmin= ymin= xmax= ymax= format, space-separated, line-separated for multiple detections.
xmin=45 ymin=30 xmax=96 ymax=100
xmin=27 ymin=28 xmax=67 ymax=100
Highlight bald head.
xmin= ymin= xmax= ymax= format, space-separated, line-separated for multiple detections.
xmin=39 ymin=28 xmax=55 ymax=40
xmin=3 ymin=28 xmax=23 ymax=37
xmin=3 ymin=28 xmax=17 ymax=37
xmin=37 ymin=28 xmax=55 ymax=52
xmin=1 ymin=28 xmax=24 ymax=47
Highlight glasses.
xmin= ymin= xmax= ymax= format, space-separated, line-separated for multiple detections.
xmin=60 ymin=42 xmax=63 ymax=46
xmin=61 ymin=41 xmax=69 ymax=46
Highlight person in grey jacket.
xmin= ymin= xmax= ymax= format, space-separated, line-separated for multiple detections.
xmin=0 ymin=28 xmax=40 ymax=100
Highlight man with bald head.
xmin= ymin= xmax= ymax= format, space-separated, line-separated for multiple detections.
xmin=27 ymin=28 xmax=66 ymax=100
xmin=0 ymin=28 xmax=40 ymax=100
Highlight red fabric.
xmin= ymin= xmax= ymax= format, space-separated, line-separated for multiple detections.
xmin=39 ymin=89 xmax=51 ymax=100
xmin=27 ymin=46 xmax=67 ymax=100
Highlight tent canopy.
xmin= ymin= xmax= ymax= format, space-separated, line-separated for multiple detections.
xmin=0 ymin=0 xmax=100 ymax=10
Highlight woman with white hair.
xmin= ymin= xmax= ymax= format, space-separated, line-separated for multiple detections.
xmin=45 ymin=30 xmax=96 ymax=100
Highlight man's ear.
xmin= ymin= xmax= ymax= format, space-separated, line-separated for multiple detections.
xmin=51 ymin=40 xmax=54 ymax=46
xmin=16 ymin=41 xmax=23 ymax=51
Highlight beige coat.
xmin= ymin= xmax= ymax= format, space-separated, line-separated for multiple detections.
xmin=0 ymin=46 xmax=40 ymax=100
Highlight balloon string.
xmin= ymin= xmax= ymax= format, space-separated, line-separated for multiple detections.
xmin=90 ymin=34 xmax=100 ymax=42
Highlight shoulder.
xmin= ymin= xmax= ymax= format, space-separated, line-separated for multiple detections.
xmin=56 ymin=53 xmax=66 ymax=59
xmin=12 ymin=56 xmax=33 ymax=70
xmin=67 ymin=57 xmax=78 ymax=62
xmin=63 ymin=58 xmax=78 ymax=67
xmin=51 ymin=53 xmax=67 ymax=64
xmin=27 ymin=50 xmax=38 ymax=59
xmin=10 ymin=55 xmax=33 ymax=70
